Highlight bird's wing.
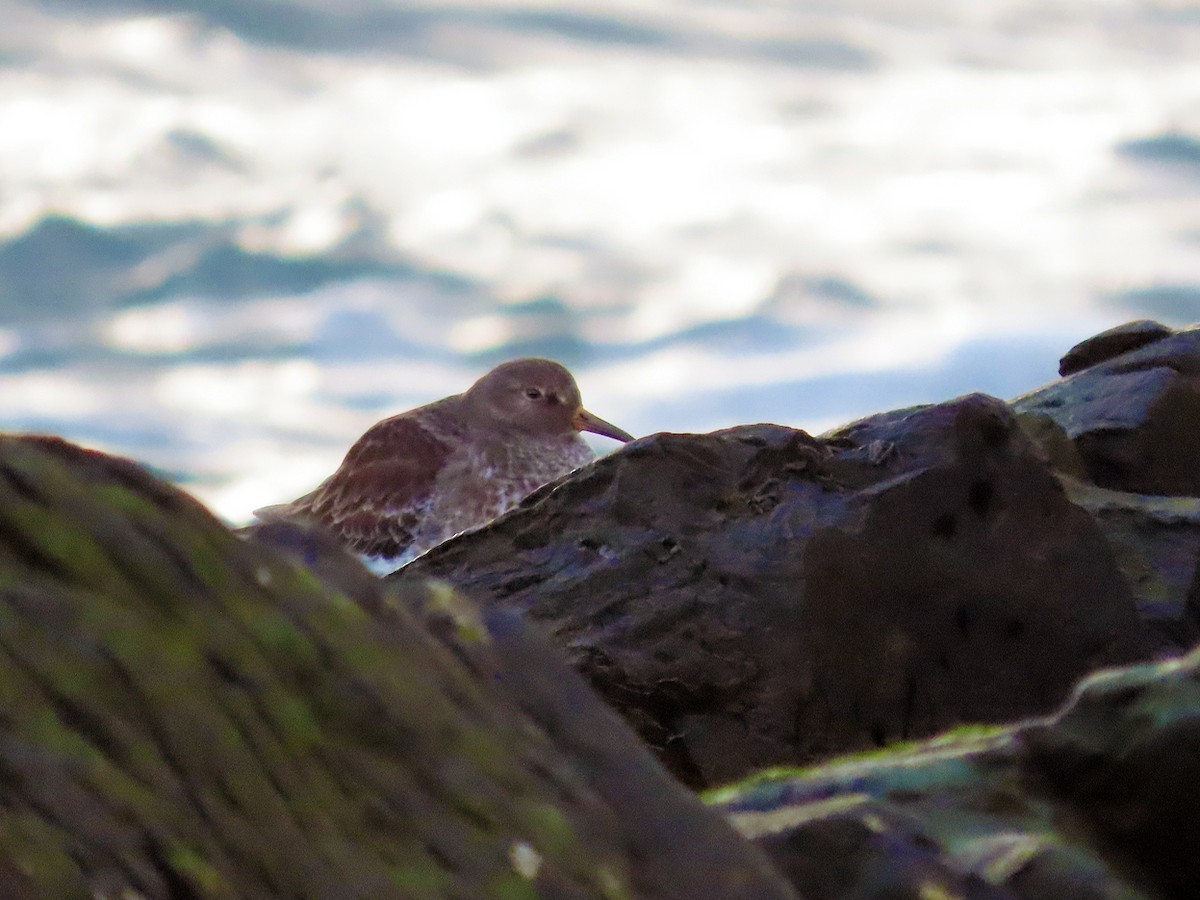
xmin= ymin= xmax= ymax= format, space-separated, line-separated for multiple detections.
xmin=255 ymin=415 xmax=453 ymax=559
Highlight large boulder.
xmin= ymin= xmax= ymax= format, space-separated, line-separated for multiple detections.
xmin=712 ymin=643 xmax=1200 ymax=899
xmin=0 ymin=434 xmax=795 ymax=899
xmin=400 ymin=394 xmax=1154 ymax=787
xmin=1013 ymin=322 xmax=1200 ymax=496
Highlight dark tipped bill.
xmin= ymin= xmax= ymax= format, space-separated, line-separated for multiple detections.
xmin=573 ymin=407 xmax=635 ymax=442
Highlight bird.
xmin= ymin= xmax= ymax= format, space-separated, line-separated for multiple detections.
xmin=250 ymin=358 xmax=634 ymax=574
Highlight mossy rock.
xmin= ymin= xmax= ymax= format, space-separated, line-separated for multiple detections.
xmin=712 ymin=647 xmax=1200 ymax=898
xmin=0 ymin=435 xmax=794 ymax=899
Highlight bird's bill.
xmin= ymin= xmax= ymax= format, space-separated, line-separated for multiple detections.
xmin=573 ymin=407 xmax=635 ymax=442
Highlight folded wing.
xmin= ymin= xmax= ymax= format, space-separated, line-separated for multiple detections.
xmin=254 ymin=415 xmax=453 ymax=561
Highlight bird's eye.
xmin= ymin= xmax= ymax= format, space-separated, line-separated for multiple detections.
xmin=524 ymin=388 xmax=542 ymax=400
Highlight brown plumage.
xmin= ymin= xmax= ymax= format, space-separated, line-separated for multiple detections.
xmin=252 ymin=358 xmax=634 ymax=573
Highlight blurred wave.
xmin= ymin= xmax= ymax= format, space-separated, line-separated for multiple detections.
xmin=0 ymin=0 xmax=1197 ymax=520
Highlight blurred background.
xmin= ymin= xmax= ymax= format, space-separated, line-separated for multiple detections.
xmin=1 ymin=0 xmax=1197 ymax=523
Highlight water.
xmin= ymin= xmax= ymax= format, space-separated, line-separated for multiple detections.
xmin=0 ymin=0 xmax=1197 ymax=522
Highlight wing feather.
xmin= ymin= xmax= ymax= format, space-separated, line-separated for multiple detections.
xmin=254 ymin=414 xmax=453 ymax=559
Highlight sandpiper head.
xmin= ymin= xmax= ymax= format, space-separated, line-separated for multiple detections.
xmin=466 ymin=358 xmax=634 ymax=442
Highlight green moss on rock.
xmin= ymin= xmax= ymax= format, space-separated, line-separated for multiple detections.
xmin=0 ymin=435 xmax=793 ymax=899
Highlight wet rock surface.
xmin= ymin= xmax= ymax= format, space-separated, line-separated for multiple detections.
xmin=400 ymin=393 xmax=1154 ymax=787
xmin=1014 ymin=322 xmax=1200 ymax=496
xmin=0 ymin=435 xmax=795 ymax=899
xmin=712 ymin=644 xmax=1200 ymax=900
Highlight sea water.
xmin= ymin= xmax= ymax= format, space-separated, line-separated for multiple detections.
xmin=0 ymin=0 xmax=1196 ymax=522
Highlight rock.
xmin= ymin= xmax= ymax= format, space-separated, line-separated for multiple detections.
xmin=1057 ymin=319 xmax=1174 ymax=376
xmin=1014 ymin=324 xmax=1200 ymax=496
xmin=1011 ymin=411 xmax=1089 ymax=480
xmin=711 ymin=644 xmax=1200 ymax=899
xmin=400 ymin=394 xmax=1153 ymax=788
xmin=1059 ymin=478 xmax=1200 ymax=650
xmin=1023 ymin=650 xmax=1200 ymax=898
xmin=0 ymin=434 xmax=796 ymax=900
xmin=1011 ymin=321 xmax=1200 ymax=653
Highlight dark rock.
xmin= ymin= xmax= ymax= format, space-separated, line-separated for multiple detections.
xmin=1011 ymin=410 xmax=1089 ymax=479
xmin=712 ymin=643 xmax=1200 ymax=897
xmin=399 ymin=394 xmax=1153 ymax=788
xmin=745 ymin=806 xmax=1011 ymax=900
xmin=1189 ymin=562 xmax=1200 ymax=642
xmin=1057 ymin=319 xmax=1174 ymax=376
xmin=1023 ymin=651 xmax=1200 ymax=898
xmin=0 ymin=434 xmax=796 ymax=900
xmin=1014 ymin=324 xmax=1200 ymax=496
xmin=1059 ymin=479 xmax=1200 ymax=650
xmin=1010 ymin=322 xmax=1200 ymax=651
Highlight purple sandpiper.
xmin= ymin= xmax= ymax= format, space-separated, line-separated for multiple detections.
xmin=252 ymin=358 xmax=634 ymax=574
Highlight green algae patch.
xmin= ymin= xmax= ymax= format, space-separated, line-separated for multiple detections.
xmin=0 ymin=813 xmax=87 ymax=899
xmin=188 ymin=539 xmax=242 ymax=593
xmin=516 ymin=802 xmax=581 ymax=861
xmin=487 ymin=872 xmax=542 ymax=900
xmin=0 ymin=492 xmax=121 ymax=592
xmin=245 ymin=609 xmax=322 ymax=669
xmin=90 ymin=481 xmax=161 ymax=516
xmin=703 ymin=723 xmax=1013 ymax=806
xmin=24 ymin=704 xmax=107 ymax=767
xmin=269 ymin=694 xmax=322 ymax=750
xmin=386 ymin=862 xmax=457 ymax=895
xmin=167 ymin=844 xmax=228 ymax=895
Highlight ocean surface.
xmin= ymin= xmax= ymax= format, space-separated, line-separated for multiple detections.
xmin=1 ymin=0 xmax=1198 ymax=522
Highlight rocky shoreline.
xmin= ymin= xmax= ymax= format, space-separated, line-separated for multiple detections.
xmin=0 ymin=320 xmax=1196 ymax=897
